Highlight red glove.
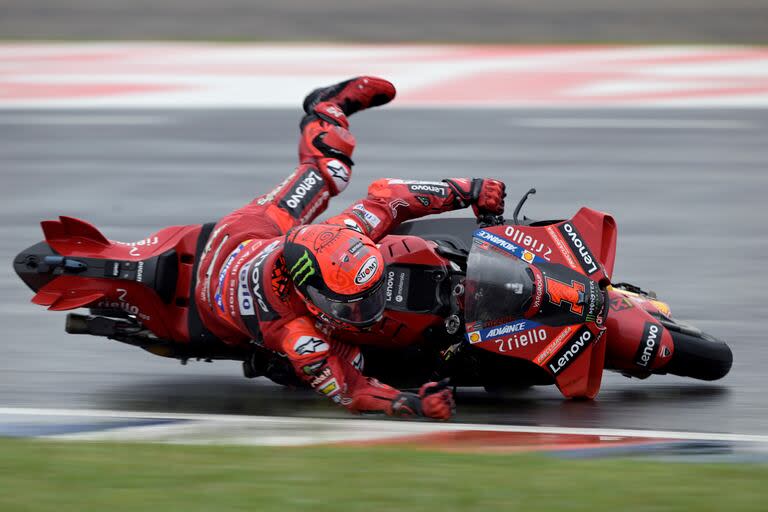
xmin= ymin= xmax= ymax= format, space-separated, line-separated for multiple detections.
xmin=388 ymin=379 xmax=455 ymax=420
xmin=419 ymin=379 xmax=455 ymax=420
xmin=443 ymin=178 xmax=506 ymax=217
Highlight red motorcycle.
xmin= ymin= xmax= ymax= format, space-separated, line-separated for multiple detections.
xmin=14 ymin=189 xmax=732 ymax=399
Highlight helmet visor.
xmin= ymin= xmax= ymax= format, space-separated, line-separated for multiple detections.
xmin=306 ymin=280 xmax=386 ymax=327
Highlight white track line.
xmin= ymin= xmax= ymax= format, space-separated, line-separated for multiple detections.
xmin=1 ymin=407 xmax=767 ymax=444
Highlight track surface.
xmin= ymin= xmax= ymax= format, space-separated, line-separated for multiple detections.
xmin=2 ymin=108 xmax=766 ymax=434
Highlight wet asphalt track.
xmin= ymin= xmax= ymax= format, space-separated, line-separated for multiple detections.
xmin=1 ymin=108 xmax=767 ymax=434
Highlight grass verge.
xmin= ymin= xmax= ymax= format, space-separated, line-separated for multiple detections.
xmin=0 ymin=437 xmax=766 ymax=511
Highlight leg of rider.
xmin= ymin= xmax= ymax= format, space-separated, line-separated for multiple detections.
xmin=298 ymin=102 xmax=356 ymax=197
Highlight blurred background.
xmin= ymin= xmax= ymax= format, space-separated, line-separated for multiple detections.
xmin=1 ymin=0 xmax=766 ymax=42
xmin=1 ymin=0 xmax=767 ymax=439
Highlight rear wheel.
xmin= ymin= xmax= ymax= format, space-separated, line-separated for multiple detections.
xmin=659 ymin=320 xmax=732 ymax=381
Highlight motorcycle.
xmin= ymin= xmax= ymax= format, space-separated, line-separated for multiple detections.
xmin=13 ymin=189 xmax=733 ymax=399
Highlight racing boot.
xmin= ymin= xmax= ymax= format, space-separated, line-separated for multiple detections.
xmin=303 ymin=76 xmax=396 ymax=117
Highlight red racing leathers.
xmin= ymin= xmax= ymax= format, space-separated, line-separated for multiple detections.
xmin=194 ymin=102 xmax=496 ymax=417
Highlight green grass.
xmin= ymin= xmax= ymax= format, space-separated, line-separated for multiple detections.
xmin=0 ymin=438 xmax=766 ymax=512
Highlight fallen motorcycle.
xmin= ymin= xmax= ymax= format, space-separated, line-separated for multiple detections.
xmin=14 ymin=189 xmax=732 ymax=398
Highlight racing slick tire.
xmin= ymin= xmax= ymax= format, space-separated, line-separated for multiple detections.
xmin=660 ymin=322 xmax=732 ymax=381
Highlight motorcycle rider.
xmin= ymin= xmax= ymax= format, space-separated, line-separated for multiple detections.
xmin=196 ymin=77 xmax=506 ymax=420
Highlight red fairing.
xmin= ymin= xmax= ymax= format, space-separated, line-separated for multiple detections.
xmin=467 ymin=209 xmax=617 ymax=399
xmin=34 ymin=216 xmax=203 ymax=341
xmin=604 ymin=290 xmax=675 ymax=374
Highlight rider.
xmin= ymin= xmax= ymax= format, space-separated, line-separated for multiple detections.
xmin=195 ymin=77 xmax=506 ymax=420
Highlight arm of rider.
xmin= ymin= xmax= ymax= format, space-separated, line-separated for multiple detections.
xmin=264 ymin=316 xmax=454 ymax=420
xmin=325 ymin=177 xmax=506 ymax=242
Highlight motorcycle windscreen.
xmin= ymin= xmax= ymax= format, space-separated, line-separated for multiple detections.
xmin=463 ymin=242 xmax=535 ymax=333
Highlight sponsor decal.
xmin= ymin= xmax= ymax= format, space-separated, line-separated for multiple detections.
xmin=197 ymin=224 xmax=228 ymax=293
xmin=545 ymin=225 xmax=580 ymax=272
xmin=352 ymin=203 xmax=381 ymax=228
xmin=634 ymin=322 xmax=664 ymax=368
xmin=325 ymin=159 xmax=350 ymax=191
xmin=384 ymin=269 xmax=409 ymax=304
xmin=521 ymin=250 xmax=535 ymax=264
xmin=504 ymin=226 xmax=553 ymax=261
xmin=558 ymin=222 xmax=600 ymax=276
xmin=531 ymin=270 xmax=544 ymax=310
xmin=201 ymin=234 xmax=230 ymax=305
xmin=388 ymin=198 xmax=409 ymax=218
xmin=293 ymin=336 xmax=330 ymax=356
xmin=135 ymin=261 xmax=144 ymax=283
xmin=355 ymin=256 xmax=379 ymax=285
xmin=408 ymin=183 xmax=448 ymax=197
xmin=343 ymin=218 xmax=364 ymax=234
xmin=249 ymin=240 xmax=281 ymax=318
xmin=238 ymin=264 xmax=254 ymax=316
xmin=279 ymin=168 xmax=322 ymax=218
xmin=494 ymin=328 xmax=548 ymax=353
xmin=547 ymin=326 xmax=595 ymax=375
xmin=546 ymin=276 xmax=586 ymax=315
xmin=96 ymin=288 xmax=150 ymax=322
xmin=310 ymin=367 xmax=332 ymax=387
xmin=609 ymin=295 xmax=634 ymax=312
xmin=348 ymin=240 xmax=363 ymax=255
xmin=214 ymin=240 xmax=251 ymax=312
xmin=466 ymin=319 xmax=541 ymax=344
xmin=584 ymin=280 xmax=602 ymax=323
xmin=661 ymin=346 xmax=672 ymax=358
xmin=114 ymin=236 xmax=159 ymax=258
xmin=318 ymin=379 xmax=339 ymax=396
xmin=473 ymin=229 xmax=546 ymax=264
xmin=535 ymin=326 xmax=574 ymax=365
xmin=394 ymin=269 xmax=408 ymax=303
xmin=288 ymin=250 xmax=316 ymax=286
xmin=415 ymin=195 xmax=431 ymax=207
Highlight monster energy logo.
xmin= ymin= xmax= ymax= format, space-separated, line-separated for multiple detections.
xmin=290 ymin=250 xmax=316 ymax=286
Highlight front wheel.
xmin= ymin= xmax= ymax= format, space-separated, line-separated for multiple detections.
xmin=659 ymin=321 xmax=733 ymax=381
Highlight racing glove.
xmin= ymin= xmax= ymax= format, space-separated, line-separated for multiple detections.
xmin=443 ymin=178 xmax=506 ymax=218
xmin=390 ymin=379 xmax=455 ymax=420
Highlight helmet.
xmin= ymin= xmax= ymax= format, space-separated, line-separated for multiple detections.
xmin=284 ymin=224 xmax=386 ymax=329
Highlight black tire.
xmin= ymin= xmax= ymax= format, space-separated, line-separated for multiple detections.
xmin=661 ymin=324 xmax=732 ymax=381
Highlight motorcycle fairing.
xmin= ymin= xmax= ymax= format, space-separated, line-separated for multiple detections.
xmin=19 ymin=216 xmax=204 ymax=342
xmin=482 ymin=207 xmax=617 ymax=282
xmin=604 ymin=289 xmax=675 ymax=374
xmin=466 ymin=207 xmax=616 ymax=398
